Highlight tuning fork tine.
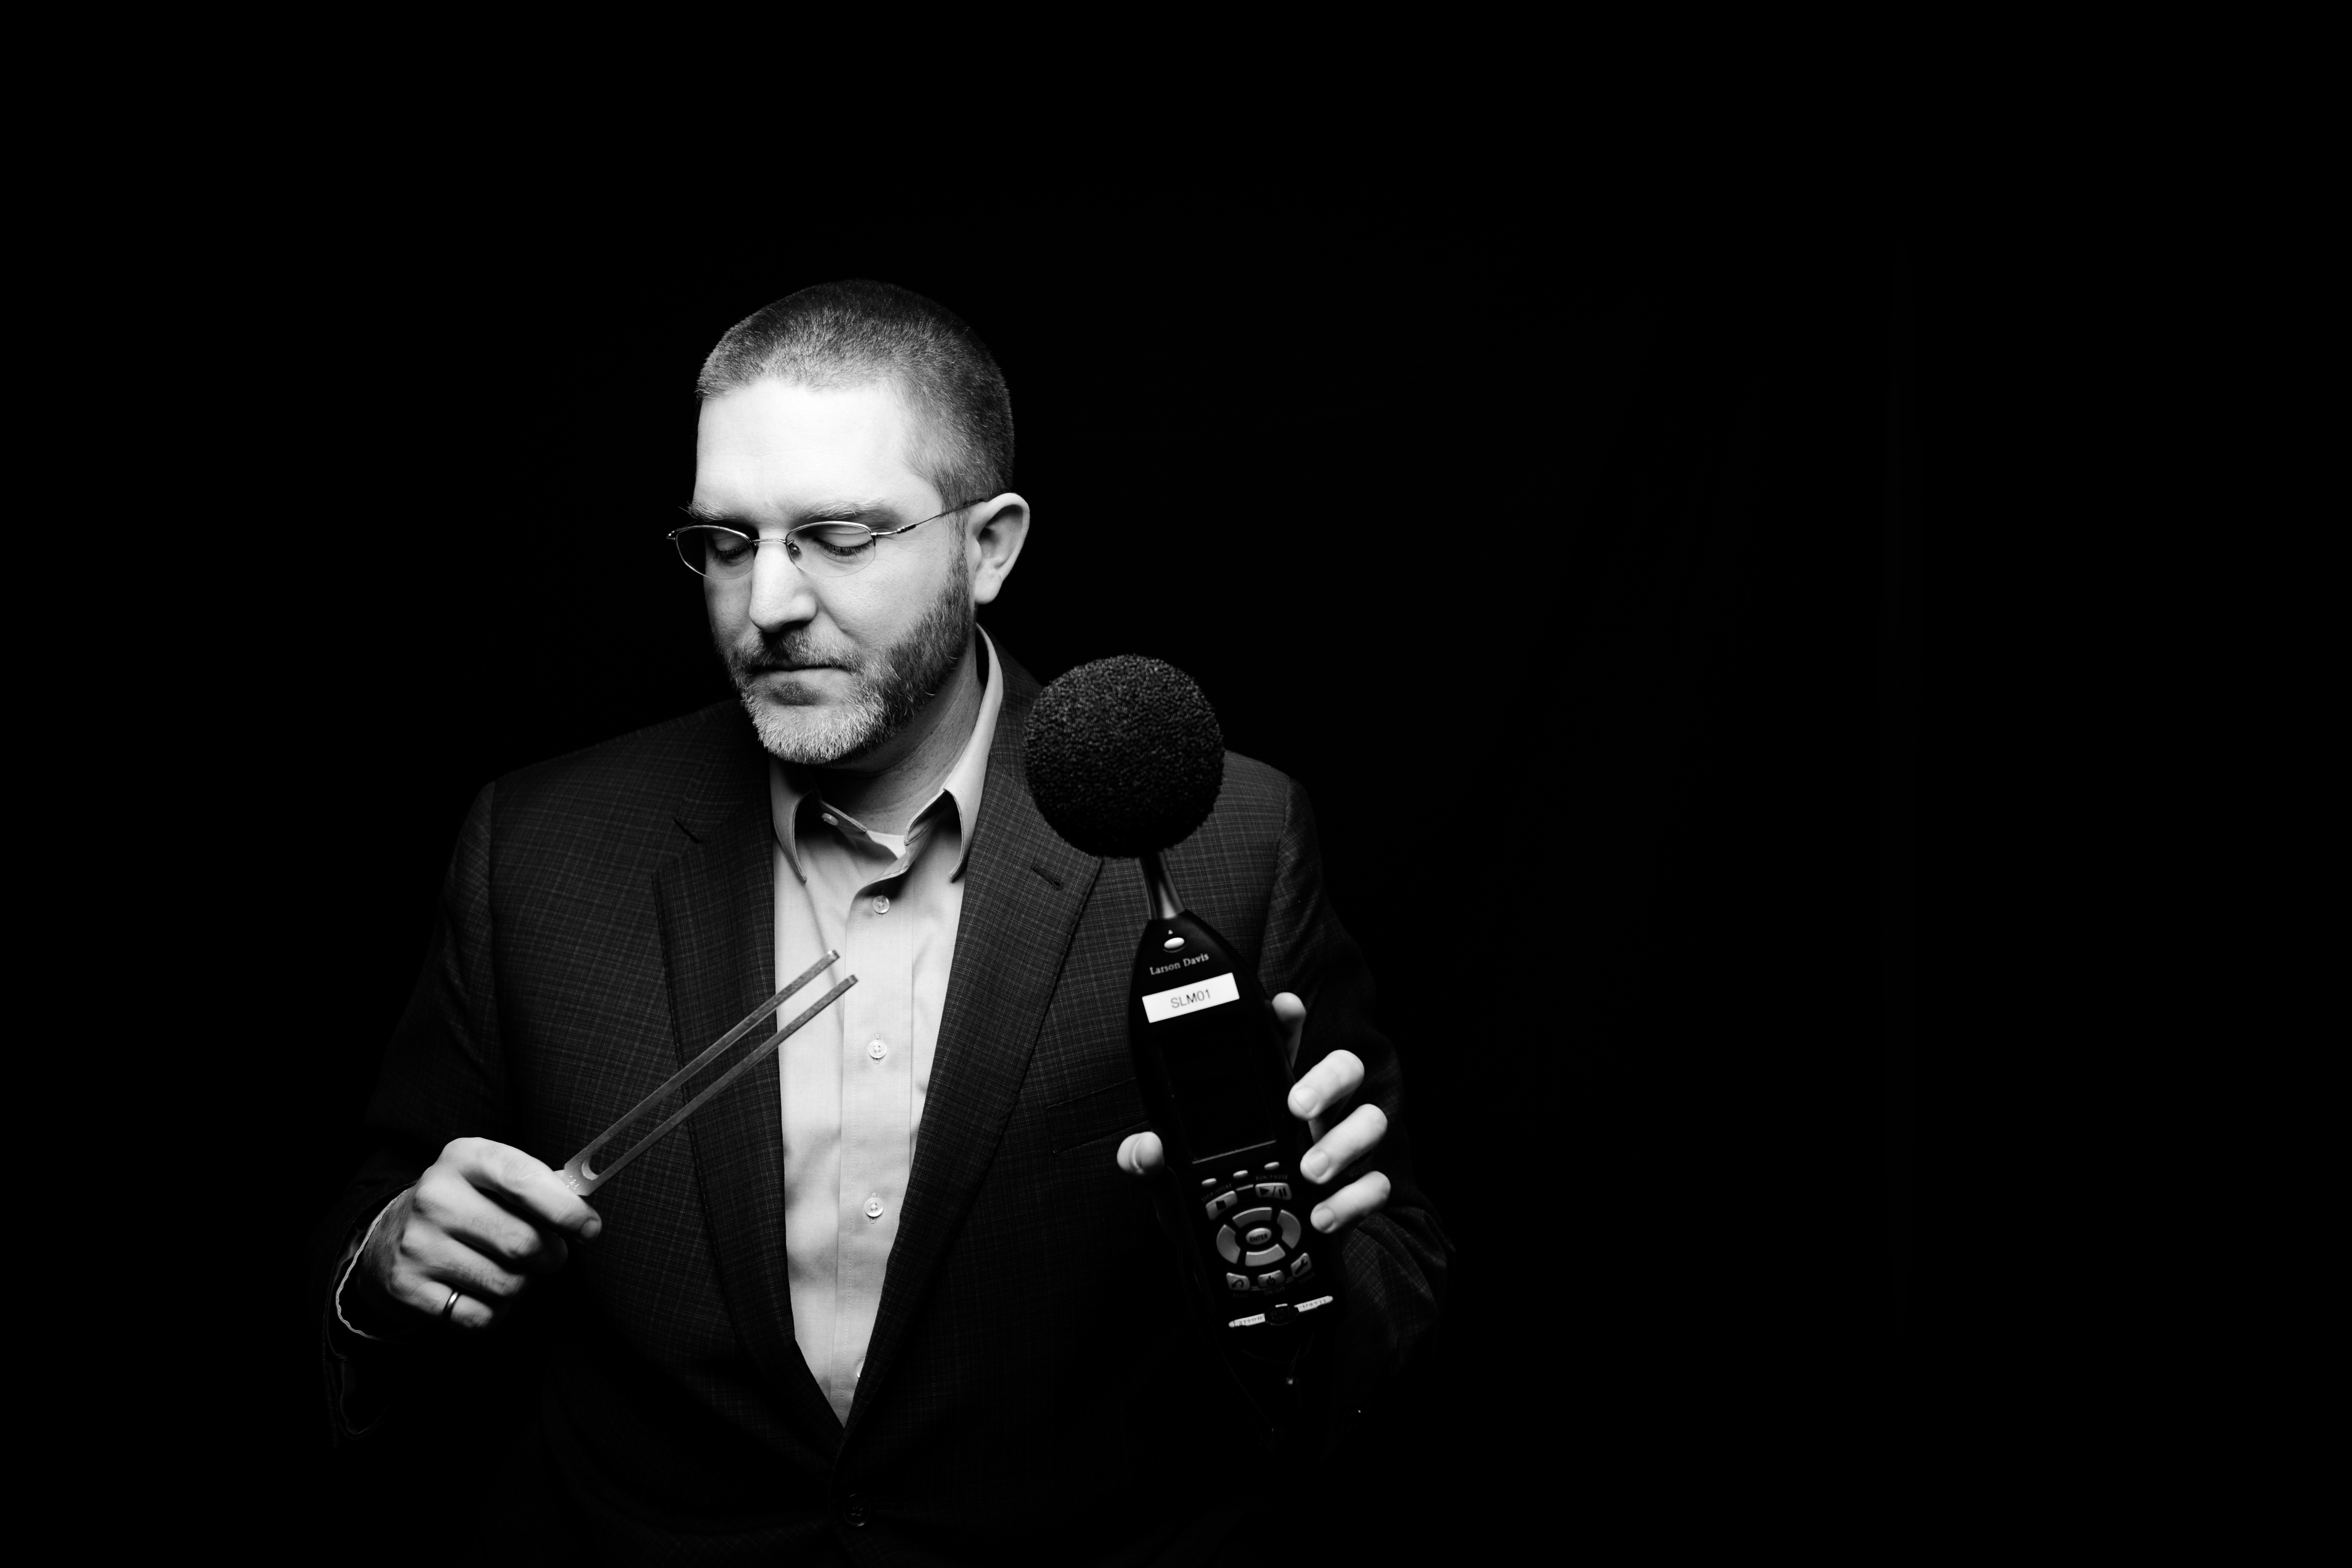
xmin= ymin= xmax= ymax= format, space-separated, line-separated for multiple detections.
xmin=559 ymin=952 xmax=854 ymax=1197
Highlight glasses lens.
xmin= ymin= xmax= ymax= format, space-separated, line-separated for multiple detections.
xmin=790 ymin=523 xmax=878 ymax=577
xmin=676 ymin=526 xmax=757 ymax=579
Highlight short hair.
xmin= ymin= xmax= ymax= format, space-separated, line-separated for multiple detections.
xmin=697 ymin=280 xmax=1014 ymax=507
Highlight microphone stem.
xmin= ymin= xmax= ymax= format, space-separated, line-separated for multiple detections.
xmin=1139 ymin=848 xmax=1184 ymax=921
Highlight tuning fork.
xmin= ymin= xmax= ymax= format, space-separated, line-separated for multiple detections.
xmin=559 ymin=951 xmax=857 ymax=1196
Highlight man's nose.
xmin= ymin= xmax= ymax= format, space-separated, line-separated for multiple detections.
xmin=746 ymin=539 xmax=819 ymax=632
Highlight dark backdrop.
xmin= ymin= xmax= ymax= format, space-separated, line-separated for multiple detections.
xmin=156 ymin=196 xmax=1917 ymax=1554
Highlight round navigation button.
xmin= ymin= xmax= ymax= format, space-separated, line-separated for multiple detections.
xmin=1244 ymin=1225 xmax=1273 ymax=1249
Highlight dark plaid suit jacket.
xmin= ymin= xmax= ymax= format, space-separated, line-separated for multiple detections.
xmin=321 ymin=647 xmax=1448 ymax=1564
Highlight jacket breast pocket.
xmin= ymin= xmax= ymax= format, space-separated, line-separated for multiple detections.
xmin=1040 ymin=1076 xmax=1150 ymax=1157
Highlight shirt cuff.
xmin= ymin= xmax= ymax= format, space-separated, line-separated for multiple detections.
xmin=333 ymin=1190 xmax=410 ymax=1344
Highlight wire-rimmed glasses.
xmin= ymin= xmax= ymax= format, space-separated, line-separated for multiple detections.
xmin=667 ymin=501 xmax=986 ymax=581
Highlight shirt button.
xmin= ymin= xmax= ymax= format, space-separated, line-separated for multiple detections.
xmin=865 ymin=1195 xmax=885 ymax=1220
xmin=821 ymin=813 xmax=837 ymax=826
xmin=868 ymin=1038 xmax=888 ymax=1060
xmin=871 ymin=895 xmax=890 ymax=915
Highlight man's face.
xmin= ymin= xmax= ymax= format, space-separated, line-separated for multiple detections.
xmin=692 ymin=378 xmax=974 ymax=767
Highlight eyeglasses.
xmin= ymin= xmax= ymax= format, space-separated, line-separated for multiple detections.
xmin=667 ymin=500 xmax=986 ymax=581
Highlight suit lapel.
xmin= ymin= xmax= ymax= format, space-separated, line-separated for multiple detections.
xmin=846 ymin=659 xmax=1101 ymax=1435
xmin=653 ymin=724 xmax=842 ymax=1443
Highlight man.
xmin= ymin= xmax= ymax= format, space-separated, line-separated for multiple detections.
xmin=317 ymin=280 xmax=1448 ymax=1563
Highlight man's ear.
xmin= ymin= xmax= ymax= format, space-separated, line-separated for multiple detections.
xmin=967 ymin=494 xmax=1030 ymax=608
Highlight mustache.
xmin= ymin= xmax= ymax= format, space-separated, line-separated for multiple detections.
xmin=726 ymin=632 xmax=867 ymax=678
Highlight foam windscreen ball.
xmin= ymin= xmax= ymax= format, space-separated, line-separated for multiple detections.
xmin=1024 ymin=656 xmax=1226 ymax=859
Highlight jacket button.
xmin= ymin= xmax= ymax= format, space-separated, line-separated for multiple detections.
xmin=842 ymin=1492 xmax=868 ymax=1527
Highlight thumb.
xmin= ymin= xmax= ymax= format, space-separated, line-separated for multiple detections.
xmin=1270 ymin=991 xmax=1307 ymax=1071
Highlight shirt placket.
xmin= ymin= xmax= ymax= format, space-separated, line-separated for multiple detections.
xmin=831 ymin=830 xmax=919 ymax=1410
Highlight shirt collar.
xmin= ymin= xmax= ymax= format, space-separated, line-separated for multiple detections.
xmin=767 ymin=628 xmax=1003 ymax=884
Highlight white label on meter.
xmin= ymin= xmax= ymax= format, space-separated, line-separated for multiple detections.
xmin=1140 ymin=970 xmax=1241 ymax=1023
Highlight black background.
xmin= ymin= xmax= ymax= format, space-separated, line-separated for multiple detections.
xmin=145 ymin=186 xmax=1919 ymax=1555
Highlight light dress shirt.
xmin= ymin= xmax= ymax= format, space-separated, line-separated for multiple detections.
xmin=770 ymin=630 xmax=1003 ymax=1422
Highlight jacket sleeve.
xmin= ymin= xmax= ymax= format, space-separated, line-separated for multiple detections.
xmin=1255 ymin=779 xmax=1452 ymax=1429
xmin=310 ymin=782 xmax=513 ymax=1442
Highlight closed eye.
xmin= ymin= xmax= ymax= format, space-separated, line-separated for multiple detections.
xmin=795 ymin=524 xmax=877 ymax=561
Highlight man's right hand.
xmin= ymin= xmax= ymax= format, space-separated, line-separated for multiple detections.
xmin=360 ymin=1137 xmax=603 ymax=1332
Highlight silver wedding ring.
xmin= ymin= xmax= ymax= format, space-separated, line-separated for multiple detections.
xmin=442 ymin=1287 xmax=464 ymax=1323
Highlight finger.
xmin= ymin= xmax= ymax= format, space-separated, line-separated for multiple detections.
xmin=430 ymin=1274 xmax=525 ymax=1335
xmin=446 ymin=1137 xmax=603 ymax=1241
xmin=387 ymin=1230 xmax=531 ymax=1325
xmin=1298 ymin=1101 xmax=1388 ymax=1186
xmin=444 ymin=1291 xmax=500 ymax=1332
xmin=453 ymin=1206 xmax=571 ymax=1275
xmin=1286 ymin=1049 xmax=1366 ymax=1126
xmin=1308 ymin=1169 xmax=1392 ymax=1235
xmin=411 ymin=1164 xmax=569 ymax=1275
xmin=1116 ymin=1131 xmax=1165 ymax=1176
xmin=1269 ymin=991 xmax=1307 ymax=1072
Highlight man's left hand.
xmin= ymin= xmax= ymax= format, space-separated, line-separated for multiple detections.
xmin=1115 ymin=992 xmax=1391 ymax=1235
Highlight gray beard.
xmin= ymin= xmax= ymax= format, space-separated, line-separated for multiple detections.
xmin=725 ymin=570 xmax=974 ymax=767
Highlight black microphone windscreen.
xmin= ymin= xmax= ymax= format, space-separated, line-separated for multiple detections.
xmin=1024 ymin=656 xmax=1225 ymax=859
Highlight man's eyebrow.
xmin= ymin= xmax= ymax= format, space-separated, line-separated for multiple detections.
xmin=679 ymin=498 xmax=904 ymax=527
